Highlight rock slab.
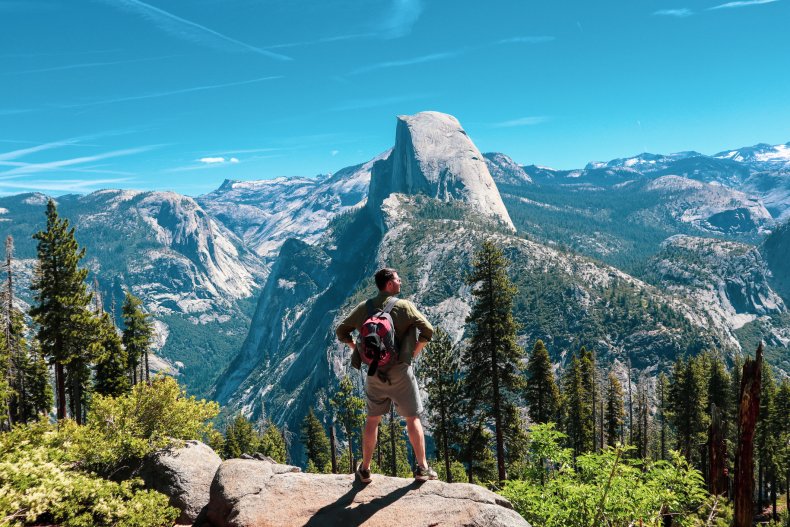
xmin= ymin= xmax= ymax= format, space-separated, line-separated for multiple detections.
xmin=198 ymin=459 xmax=530 ymax=527
xmin=140 ymin=440 xmax=222 ymax=524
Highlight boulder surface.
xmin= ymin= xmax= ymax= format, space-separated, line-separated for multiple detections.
xmin=198 ymin=458 xmax=530 ymax=527
xmin=140 ymin=440 xmax=222 ymax=524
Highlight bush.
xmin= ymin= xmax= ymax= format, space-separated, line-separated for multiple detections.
xmin=0 ymin=421 xmax=178 ymax=527
xmin=499 ymin=447 xmax=707 ymax=527
xmin=72 ymin=375 xmax=219 ymax=474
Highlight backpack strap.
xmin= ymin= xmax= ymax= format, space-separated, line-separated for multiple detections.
xmin=365 ymin=299 xmax=375 ymax=316
xmin=382 ymin=296 xmax=399 ymax=315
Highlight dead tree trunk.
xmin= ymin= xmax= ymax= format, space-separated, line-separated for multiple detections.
xmin=329 ymin=420 xmax=338 ymax=474
xmin=734 ymin=343 xmax=762 ymax=527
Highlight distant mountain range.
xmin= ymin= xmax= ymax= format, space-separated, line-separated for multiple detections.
xmin=1 ymin=113 xmax=788 ymax=462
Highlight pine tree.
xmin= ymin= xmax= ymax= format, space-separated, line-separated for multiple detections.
xmin=3 ymin=306 xmax=52 ymax=425
xmin=657 ymin=372 xmax=670 ymax=460
xmin=330 ymin=375 xmax=365 ymax=473
xmin=773 ymin=379 xmax=790 ymax=514
xmin=562 ymin=353 xmax=594 ymax=457
xmin=30 ymin=199 xmax=94 ymax=421
xmin=93 ymin=312 xmax=130 ymax=397
xmin=462 ymin=419 xmax=497 ymax=484
xmin=420 ymin=327 xmax=462 ymax=481
xmin=257 ymin=420 xmax=287 ymax=463
xmin=121 ymin=292 xmax=153 ymax=385
xmin=375 ymin=412 xmax=411 ymax=478
xmin=633 ymin=380 xmax=651 ymax=459
xmin=525 ymin=339 xmax=560 ymax=424
xmin=669 ymin=355 xmax=708 ymax=463
xmin=461 ymin=239 xmax=525 ymax=482
xmin=223 ymin=414 xmax=258 ymax=458
xmin=301 ymin=407 xmax=331 ymax=473
xmin=605 ymin=371 xmax=625 ymax=447
xmin=756 ymin=364 xmax=777 ymax=512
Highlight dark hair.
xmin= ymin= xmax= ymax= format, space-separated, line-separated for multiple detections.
xmin=374 ymin=268 xmax=398 ymax=290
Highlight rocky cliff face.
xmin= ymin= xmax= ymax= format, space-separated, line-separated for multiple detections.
xmin=0 ymin=190 xmax=265 ymax=395
xmin=368 ymin=112 xmax=514 ymax=231
xmin=197 ymin=151 xmax=387 ymax=261
xmin=762 ymin=219 xmax=790 ymax=304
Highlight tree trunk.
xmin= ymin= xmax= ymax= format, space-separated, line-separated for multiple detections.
xmin=56 ymin=361 xmax=66 ymax=420
xmin=329 ymin=422 xmax=337 ymax=474
xmin=734 ymin=343 xmax=762 ymax=527
xmin=144 ymin=351 xmax=150 ymax=383
xmin=389 ymin=407 xmax=396 ymax=477
xmin=758 ymin=461 xmax=764 ymax=513
xmin=771 ymin=473 xmax=777 ymax=521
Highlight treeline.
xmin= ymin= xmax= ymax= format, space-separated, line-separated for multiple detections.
xmin=0 ymin=199 xmax=155 ymax=428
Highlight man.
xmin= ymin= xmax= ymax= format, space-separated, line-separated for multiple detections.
xmin=335 ymin=268 xmax=438 ymax=483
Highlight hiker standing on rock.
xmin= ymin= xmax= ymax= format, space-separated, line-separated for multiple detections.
xmin=335 ymin=268 xmax=438 ymax=483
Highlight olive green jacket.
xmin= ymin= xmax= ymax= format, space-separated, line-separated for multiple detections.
xmin=335 ymin=292 xmax=434 ymax=369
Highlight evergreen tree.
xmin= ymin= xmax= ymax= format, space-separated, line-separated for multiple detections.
xmin=122 ymin=292 xmax=153 ymax=385
xmin=93 ymin=312 xmax=130 ymax=397
xmin=4 ymin=310 xmax=52 ymax=425
xmin=420 ymin=327 xmax=462 ymax=481
xmin=461 ymin=239 xmax=525 ymax=482
xmin=330 ymin=375 xmax=365 ymax=473
xmin=561 ymin=354 xmax=594 ymax=457
xmin=257 ymin=420 xmax=287 ymax=463
xmin=30 ymin=199 xmax=94 ymax=421
xmin=773 ymin=379 xmax=790 ymax=514
xmin=524 ymin=339 xmax=560 ymax=424
xmin=668 ymin=356 xmax=707 ymax=463
xmin=223 ymin=414 xmax=258 ymax=458
xmin=657 ymin=372 xmax=670 ymax=460
xmin=462 ymin=419 xmax=497 ymax=484
xmin=301 ymin=407 xmax=331 ymax=473
xmin=633 ymin=380 xmax=651 ymax=459
xmin=374 ymin=412 xmax=411 ymax=478
xmin=755 ymin=364 xmax=777 ymax=512
xmin=605 ymin=371 xmax=625 ymax=447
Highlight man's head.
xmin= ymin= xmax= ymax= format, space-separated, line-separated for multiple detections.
xmin=375 ymin=268 xmax=401 ymax=294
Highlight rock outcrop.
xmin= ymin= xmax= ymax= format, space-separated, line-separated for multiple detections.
xmin=197 ymin=458 xmax=530 ymax=527
xmin=140 ymin=440 xmax=222 ymax=524
xmin=368 ymin=111 xmax=515 ymax=231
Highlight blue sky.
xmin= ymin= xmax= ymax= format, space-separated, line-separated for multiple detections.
xmin=1 ymin=0 xmax=788 ymax=196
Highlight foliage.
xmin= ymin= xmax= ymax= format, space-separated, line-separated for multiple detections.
xmin=0 ymin=421 xmax=178 ymax=527
xmin=462 ymin=239 xmax=526 ymax=481
xmin=418 ymin=327 xmax=463 ymax=481
xmin=500 ymin=446 xmax=708 ymax=527
xmin=562 ymin=353 xmax=594 ymax=457
xmin=524 ymin=339 xmax=560 ymax=424
xmin=30 ymin=199 xmax=94 ymax=421
xmin=93 ymin=312 xmax=130 ymax=397
xmin=301 ymin=407 xmax=331 ymax=473
xmin=72 ymin=375 xmax=219 ymax=474
xmin=605 ymin=371 xmax=625 ymax=447
xmin=330 ymin=375 xmax=365 ymax=473
xmin=370 ymin=411 xmax=412 ymax=478
xmin=121 ymin=292 xmax=153 ymax=386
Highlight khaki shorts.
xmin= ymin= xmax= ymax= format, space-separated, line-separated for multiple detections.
xmin=365 ymin=362 xmax=423 ymax=417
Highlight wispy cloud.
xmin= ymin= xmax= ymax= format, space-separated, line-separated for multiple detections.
xmin=653 ymin=8 xmax=694 ymax=16
xmin=379 ymin=0 xmax=423 ymax=38
xmin=9 ymin=54 xmax=180 ymax=75
xmin=490 ymin=116 xmax=550 ymax=128
xmin=0 ymin=146 xmax=159 ymax=178
xmin=351 ymin=52 xmax=458 ymax=75
xmin=58 ymin=75 xmax=282 ymax=108
xmin=351 ymin=35 xmax=554 ymax=75
xmin=496 ymin=36 xmax=556 ymax=44
xmin=708 ymin=0 xmax=778 ymax=9
xmin=0 ymin=177 xmax=134 ymax=193
xmin=265 ymin=33 xmax=375 ymax=50
xmin=96 ymin=0 xmax=292 ymax=61
xmin=330 ymin=93 xmax=432 ymax=112
xmin=0 ymin=138 xmax=82 ymax=161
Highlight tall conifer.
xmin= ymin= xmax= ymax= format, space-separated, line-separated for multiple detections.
xmin=301 ymin=407 xmax=331 ymax=473
xmin=421 ymin=328 xmax=462 ymax=481
xmin=94 ymin=312 xmax=130 ymax=397
xmin=122 ymin=292 xmax=153 ymax=385
xmin=461 ymin=239 xmax=525 ymax=482
xmin=605 ymin=371 xmax=625 ymax=447
xmin=30 ymin=199 xmax=93 ymax=421
xmin=525 ymin=339 xmax=560 ymax=424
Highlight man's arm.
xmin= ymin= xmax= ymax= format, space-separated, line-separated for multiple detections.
xmin=405 ymin=300 xmax=433 ymax=358
xmin=335 ymin=303 xmax=365 ymax=346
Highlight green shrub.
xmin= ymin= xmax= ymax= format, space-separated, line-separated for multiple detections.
xmin=72 ymin=375 xmax=219 ymax=474
xmin=0 ymin=421 xmax=177 ymax=527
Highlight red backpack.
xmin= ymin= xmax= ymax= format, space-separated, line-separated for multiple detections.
xmin=357 ymin=297 xmax=399 ymax=376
